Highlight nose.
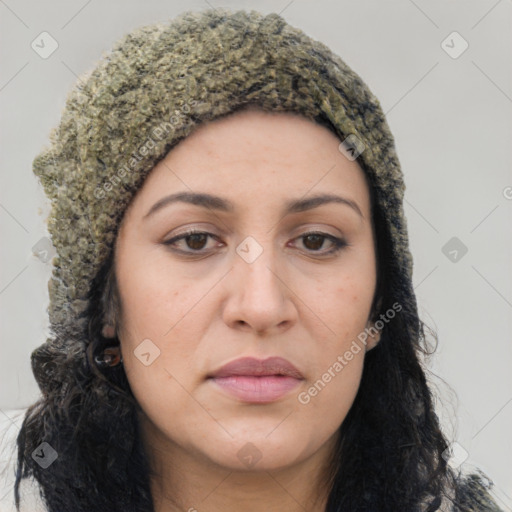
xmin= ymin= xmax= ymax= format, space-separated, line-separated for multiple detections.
xmin=222 ymin=243 xmax=297 ymax=335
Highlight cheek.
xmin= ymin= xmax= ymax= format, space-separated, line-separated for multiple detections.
xmin=115 ymin=243 xmax=191 ymax=343
xmin=321 ymin=271 xmax=375 ymax=340
xmin=117 ymin=279 xmax=202 ymax=392
xmin=115 ymin=250 xmax=212 ymax=412
xmin=300 ymin=258 xmax=375 ymax=414
xmin=293 ymin=348 xmax=365 ymax=455
xmin=306 ymin=231 xmax=376 ymax=321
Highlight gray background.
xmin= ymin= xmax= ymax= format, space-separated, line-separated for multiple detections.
xmin=1 ymin=0 xmax=511 ymax=506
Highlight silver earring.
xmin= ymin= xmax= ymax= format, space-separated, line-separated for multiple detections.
xmin=95 ymin=346 xmax=122 ymax=367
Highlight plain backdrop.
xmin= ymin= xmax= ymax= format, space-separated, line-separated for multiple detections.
xmin=1 ymin=0 xmax=511 ymax=508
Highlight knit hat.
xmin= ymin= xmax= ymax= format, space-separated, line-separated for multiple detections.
xmin=33 ymin=8 xmax=417 ymax=376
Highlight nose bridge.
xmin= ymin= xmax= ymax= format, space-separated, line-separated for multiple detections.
xmin=225 ymin=232 xmax=294 ymax=332
xmin=235 ymin=233 xmax=282 ymax=298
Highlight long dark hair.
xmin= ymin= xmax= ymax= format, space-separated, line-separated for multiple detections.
xmin=13 ymin=114 xmax=494 ymax=512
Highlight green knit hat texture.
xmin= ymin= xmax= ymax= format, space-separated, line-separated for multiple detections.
xmin=33 ymin=7 xmax=417 ymax=376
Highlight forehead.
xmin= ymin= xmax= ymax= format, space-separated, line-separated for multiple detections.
xmin=124 ymin=108 xmax=372 ymax=219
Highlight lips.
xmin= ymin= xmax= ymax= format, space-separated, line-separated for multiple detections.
xmin=207 ymin=356 xmax=304 ymax=403
xmin=207 ymin=356 xmax=304 ymax=379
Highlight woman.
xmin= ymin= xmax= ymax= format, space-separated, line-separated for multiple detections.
xmin=11 ymin=7 xmax=504 ymax=512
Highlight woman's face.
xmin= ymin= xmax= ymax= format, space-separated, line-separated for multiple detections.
xmin=113 ymin=108 xmax=380 ymax=474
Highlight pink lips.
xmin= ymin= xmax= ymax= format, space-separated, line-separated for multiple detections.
xmin=207 ymin=356 xmax=304 ymax=403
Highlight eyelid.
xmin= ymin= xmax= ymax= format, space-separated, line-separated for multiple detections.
xmin=288 ymin=223 xmax=345 ymax=239
xmin=162 ymin=224 xmax=343 ymax=245
xmin=162 ymin=227 xmax=349 ymax=257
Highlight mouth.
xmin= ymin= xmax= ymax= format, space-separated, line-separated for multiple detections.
xmin=207 ymin=356 xmax=304 ymax=404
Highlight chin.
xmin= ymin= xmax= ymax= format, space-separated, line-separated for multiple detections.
xmin=199 ymin=432 xmax=310 ymax=472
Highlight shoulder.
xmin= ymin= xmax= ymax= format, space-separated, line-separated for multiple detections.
xmin=0 ymin=409 xmax=45 ymax=512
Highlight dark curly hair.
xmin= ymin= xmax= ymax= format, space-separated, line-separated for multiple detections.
xmin=12 ymin=111 xmax=503 ymax=510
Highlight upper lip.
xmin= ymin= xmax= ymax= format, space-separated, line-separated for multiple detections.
xmin=208 ymin=356 xmax=304 ymax=379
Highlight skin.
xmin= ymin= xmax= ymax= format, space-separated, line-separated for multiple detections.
xmin=107 ymin=107 xmax=381 ymax=512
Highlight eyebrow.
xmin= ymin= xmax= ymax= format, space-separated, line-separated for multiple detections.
xmin=143 ymin=191 xmax=364 ymax=220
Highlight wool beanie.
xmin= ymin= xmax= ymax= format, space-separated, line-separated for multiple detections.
xmin=32 ymin=7 xmax=417 ymax=382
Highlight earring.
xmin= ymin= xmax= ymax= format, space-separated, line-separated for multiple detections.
xmin=95 ymin=345 xmax=123 ymax=367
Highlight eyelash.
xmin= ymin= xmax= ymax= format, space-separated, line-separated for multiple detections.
xmin=163 ymin=229 xmax=349 ymax=257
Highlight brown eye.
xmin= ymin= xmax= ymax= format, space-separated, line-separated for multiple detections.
xmin=296 ymin=232 xmax=348 ymax=256
xmin=183 ymin=233 xmax=208 ymax=250
xmin=302 ymin=234 xmax=326 ymax=251
xmin=163 ymin=230 xmax=220 ymax=254
xmin=163 ymin=230 xmax=348 ymax=258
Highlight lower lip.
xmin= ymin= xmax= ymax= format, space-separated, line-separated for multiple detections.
xmin=209 ymin=375 xmax=302 ymax=403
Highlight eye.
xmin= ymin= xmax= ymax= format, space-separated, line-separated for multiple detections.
xmin=163 ymin=229 xmax=222 ymax=254
xmin=293 ymin=231 xmax=348 ymax=256
xmin=162 ymin=229 xmax=348 ymax=257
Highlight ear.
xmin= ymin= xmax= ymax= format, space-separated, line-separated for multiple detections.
xmin=365 ymin=296 xmax=383 ymax=352
xmin=364 ymin=319 xmax=382 ymax=352
xmin=101 ymin=324 xmax=116 ymax=338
